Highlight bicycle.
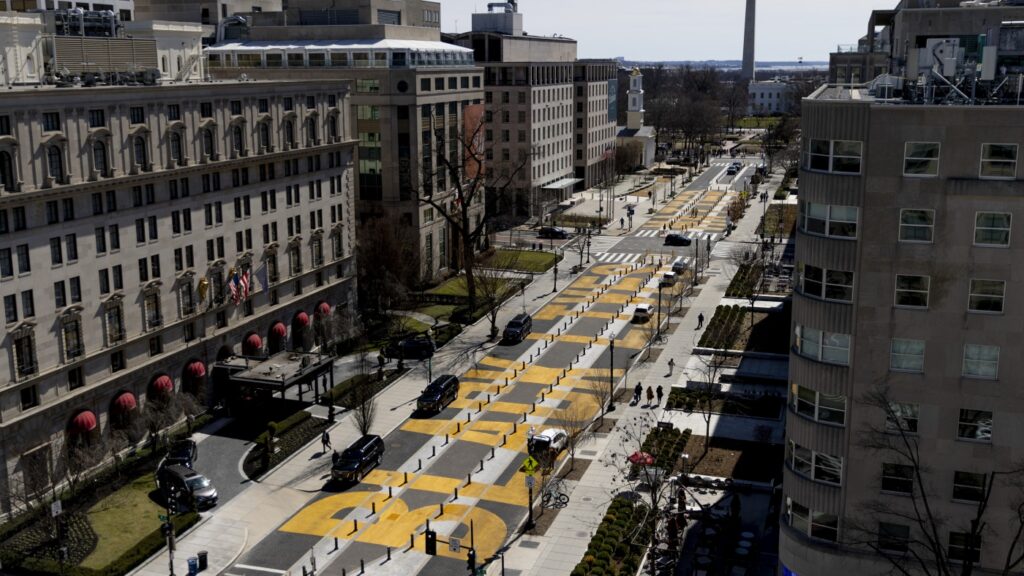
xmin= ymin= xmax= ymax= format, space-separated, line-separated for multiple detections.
xmin=542 ymin=489 xmax=569 ymax=509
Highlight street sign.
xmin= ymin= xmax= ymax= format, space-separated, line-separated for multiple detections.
xmin=158 ymin=514 xmax=169 ymax=522
xmin=525 ymin=475 xmax=535 ymax=489
xmin=521 ymin=456 xmax=540 ymax=474
xmin=449 ymin=537 xmax=461 ymax=553
xmin=50 ymin=500 xmax=62 ymax=518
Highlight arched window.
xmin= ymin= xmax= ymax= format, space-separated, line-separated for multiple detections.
xmin=202 ymin=128 xmax=214 ymax=157
xmin=92 ymin=141 xmax=108 ymax=175
xmin=283 ymin=120 xmax=294 ymax=146
xmin=47 ymin=145 xmax=64 ymax=181
xmin=232 ymin=125 xmax=244 ymax=152
xmin=306 ymin=117 xmax=317 ymax=142
xmin=133 ymin=136 xmax=148 ymax=167
xmin=0 ymin=150 xmax=15 ymax=190
xmin=259 ymin=122 xmax=270 ymax=150
xmin=170 ymin=132 xmax=183 ymax=164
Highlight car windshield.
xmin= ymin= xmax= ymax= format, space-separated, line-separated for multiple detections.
xmin=185 ymin=476 xmax=210 ymax=490
xmin=529 ymin=437 xmax=551 ymax=452
xmin=507 ymin=321 xmax=523 ymax=329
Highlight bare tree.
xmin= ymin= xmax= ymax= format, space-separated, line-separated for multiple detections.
xmin=557 ymin=402 xmax=596 ymax=472
xmin=690 ymin=351 xmax=728 ymax=457
xmin=356 ymin=217 xmax=417 ymax=320
xmin=351 ymin=379 xmax=378 ymax=437
xmin=415 ymin=104 xmax=533 ymax=312
xmin=722 ymin=79 xmax=749 ymax=134
xmin=456 ymin=249 xmax=523 ymax=340
xmin=848 ymin=386 xmax=1024 ymax=576
xmin=616 ymin=141 xmax=644 ymax=174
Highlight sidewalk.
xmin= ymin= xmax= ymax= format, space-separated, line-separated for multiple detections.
xmin=498 ymin=167 xmax=787 ymax=576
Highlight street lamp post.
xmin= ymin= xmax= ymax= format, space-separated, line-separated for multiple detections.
xmin=585 ymin=229 xmax=592 ymax=264
xmin=608 ymin=333 xmax=616 ymax=413
xmin=656 ymin=285 xmax=664 ymax=341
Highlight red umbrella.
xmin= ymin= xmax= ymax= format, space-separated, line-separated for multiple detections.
xmin=628 ymin=451 xmax=655 ymax=466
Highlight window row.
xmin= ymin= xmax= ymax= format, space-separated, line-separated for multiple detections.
xmin=894 ymin=275 xmax=1007 ymax=314
xmin=805 ymin=139 xmax=1023 ymax=180
xmin=899 ymin=209 xmax=1011 ymax=247
xmin=881 ymin=464 xmax=989 ymax=504
xmin=890 ymin=339 xmax=1000 ymax=379
xmin=208 ymin=49 xmax=475 ymax=70
xmin=794 ymin=325 xmax=850 ymax=366
xmin=790 ymin=383 xmax=846 ymax=426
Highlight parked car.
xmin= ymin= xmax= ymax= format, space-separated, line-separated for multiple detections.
xmin=538 ymin=226 xmax=569 ymax=239
xmin=157 ymin=464 xmax=218 ymax=510
xmin=671 ymin=260 xmax=689 ymax=275
xmin=332 ymin=435 xmax=385 ymax=483
xmin=528 ymin=428 xmax=568 ymax=462
xmin=384 ymin=335 xmax=436 ymax=360
xmin=726 ymin=166 xmax=738 ymax=176
xmin=633 ymin=303 xmax=653 ymax=323
xmin=659 ymin=272 xmax=678 ymax=289
xmin=417 ymin=375 xmax=460 ymax=413
xmin=502 ymin=313 xmax=533 ymax=343
xmin=664 ymin=234 xmax=692 ymax=247
xmin=156 ymin=439 xmax=198 ymax=480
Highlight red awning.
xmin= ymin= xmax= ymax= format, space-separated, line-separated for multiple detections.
xmin=69 ymin=410 xmax=97 ymax=434
xmin=316 ymin=302 xmax=331 ymax=316
xmin=113 ymin=392 xmax=137 ymax=413
xmin=243 ymin=333 xmax=263 ymax=354
xmin=152 ymin=374 xmax=174 ymax=394
xmin=186 ymin=361 xmax=207 ymax=379
xmin=270 ymin=321 xmax=287 ymax=338
xmin=295 ymin=312 xmax=310 ymax=327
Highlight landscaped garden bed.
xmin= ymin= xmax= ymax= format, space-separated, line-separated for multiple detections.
xmin=697 ymin=305 xmax=747 ymax=349
xmin=682 ymin=436 xmax=784 ymax=484
xmin=757 ymin=204 xmax=798 ymax=239
xmin=664 ymin=389 xmax=783 ymax=419
xmin=479 ymin=249 xmax=560 ymax=273
xmin=630 ymin=427 xmax=693 ymax=479
xmin=570 ymin=497 xmax=653 ymax=576
xmin=725 ymin=263 xmax=763 ymax=298
xmin=243 ymin=412 xmax=330 ymax=480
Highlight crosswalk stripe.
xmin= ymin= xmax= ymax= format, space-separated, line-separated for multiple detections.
xmin=633 ymin=230 xmax=721 ymax=241
xmin=593 ymin=252 xmax=640 ymax=263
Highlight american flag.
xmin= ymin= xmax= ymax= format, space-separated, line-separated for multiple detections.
xmin=230 ymin=269 xmax=250 ymax=305
xmin=228 ymin=270 xmax=240 ymax=305
xmin=239 ymin=269 xmax=250 ymax=300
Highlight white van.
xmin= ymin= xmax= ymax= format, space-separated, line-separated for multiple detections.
xmin=633 ymin=303 xmax=653 ymax=323
xmin=659 ymin=272 xmax=677 ymax=288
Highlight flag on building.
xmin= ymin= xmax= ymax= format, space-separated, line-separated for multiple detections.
xmin=239 ymin=269 xmax=251 ymax=300
xmin=256 ymin=262 xmax=270 ymax=292
xmin=228 ymin=268 xmax=240 ymax=305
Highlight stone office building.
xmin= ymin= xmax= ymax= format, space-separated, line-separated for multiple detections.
xmin=205 ymin=0 xmax=485 ymax=282
xmin=0 ymin=78 xmax=357 ymax=515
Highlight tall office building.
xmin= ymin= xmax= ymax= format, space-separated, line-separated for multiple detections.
xmin=782 ymin=1 xmax=1024 ymax=574
xmin=205 ymin=0 xmax=485 ymax=282
xmin=446 ymin=2 xmax=617 ymax=218
xmin=0 ymin=17 xmax=357 ymax=513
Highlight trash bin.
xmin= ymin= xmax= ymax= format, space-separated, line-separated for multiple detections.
xmin=197 ymin=551 xmax=208 ymax=571
xmin=187 ymin=557 xmax=199 ymax=575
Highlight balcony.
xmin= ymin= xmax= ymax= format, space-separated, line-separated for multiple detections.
xmin=66 ymin=344 xmax=84 ymax=359
xmin=108 ymin=328 xmax=126 ymax=344
xmin=147 ymin=313 xmax=163 ymax=328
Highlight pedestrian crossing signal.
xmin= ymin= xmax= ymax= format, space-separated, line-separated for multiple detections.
xmin=424 ymin=529 xmax=437 ymax=555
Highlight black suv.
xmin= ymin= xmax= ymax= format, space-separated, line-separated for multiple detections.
xmin=417 ymin=375 xmax=460 ymax=413
xmin=502 ymin=314 xmax=533 ymax=343
xmin=384 ymin=335 xmax=436 ymax=360
xmin=538 ymin=226 xmax=569 ymax=239
xmin=332 ymin=435 xmax=385 ymax=483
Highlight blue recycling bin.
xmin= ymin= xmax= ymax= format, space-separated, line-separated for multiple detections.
xmin=187 ymin=557 xmax=199 ymax=575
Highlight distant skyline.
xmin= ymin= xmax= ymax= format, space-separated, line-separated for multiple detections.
xmin=439 ymin=0 xmax=897 ymax=62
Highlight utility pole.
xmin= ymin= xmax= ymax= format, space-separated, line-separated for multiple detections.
xmin=608 ymin=333 xmax=616 ymax=413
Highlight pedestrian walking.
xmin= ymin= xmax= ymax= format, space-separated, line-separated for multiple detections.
xmin=620 ymin=217 xmax=625 ymax=229
xmin=646 ymin=386 xmax=655 ymax=406
xmin=667 ymin=358 xmax=675 ymax=376
xmin=377 ymin=353 xmax=386 ymax=369
xmin=321 ymin=430 xmax=331 ymax=452
xmin=656 ymin=385 xmax=664 ymax=406
xmin=634 ymin=382 xmax=643 ymax=404
xmin=697 ymin=312 xmax=705 ymax=329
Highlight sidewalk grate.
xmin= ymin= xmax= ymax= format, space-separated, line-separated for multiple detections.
xmin=519 ymin=541 xmax=541 ymax=549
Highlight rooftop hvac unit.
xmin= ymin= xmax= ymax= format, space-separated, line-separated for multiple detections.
xmin=919 ymin=38 xmax=962 ymax=74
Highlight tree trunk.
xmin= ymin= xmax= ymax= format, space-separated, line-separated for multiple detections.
xmin=463 ymin=234 xmax=477 ymax=311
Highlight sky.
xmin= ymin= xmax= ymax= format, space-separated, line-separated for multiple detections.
xmin=439 ymin=0 xmax=898 ymax=62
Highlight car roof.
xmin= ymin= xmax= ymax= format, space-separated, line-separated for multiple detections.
xmin=164 ymin=464 xmax=200 ymax=479
xmin=349 ymin=434 xmax=382 ymax=451
xmin=512 ymin=313 xmax=530 ymax=322
xmin=538 ymin=428 xmax=565 ymax=438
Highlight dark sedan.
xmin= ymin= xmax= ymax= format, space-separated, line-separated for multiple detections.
xmin=664 ymin=234 xmax=693 ymax=247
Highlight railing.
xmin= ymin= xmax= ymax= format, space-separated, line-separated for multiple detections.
xmin=18 ymin=359 xmax=38 ymax=376
xmin=108 ymin=329 xmax=126 ymax=344
xmin=148 ymin=314 xmax=163 ymax=328
xmin=66 ymin=345 xmax=84 ymax=359
xmin=182 ymin=303 xmax=196 ymax=316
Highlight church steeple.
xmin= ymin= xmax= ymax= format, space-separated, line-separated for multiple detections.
xmin=627 ymin=67 xmax=644 ymax=131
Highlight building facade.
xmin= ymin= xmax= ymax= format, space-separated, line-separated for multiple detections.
xmin=746 ymin=80 xmax=795 ymax=116
xmin=2 ymin=0 xmax=133 ymax=21
xmin=447 ymin=4 xmax=617 ymax=218
xmin=616 ymin=67 xmax=655 ymax=170
xmin=0 ymin=79 xmax=358 ymax=515
xmin=782 ymin=2 xmax=1024 ymax=574
xmin=205 ymin=1 xmax=486 ymax=282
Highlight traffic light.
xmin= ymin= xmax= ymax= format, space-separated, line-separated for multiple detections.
xmin=466 ymin=549 xmax=476 ymax=572
xmin=161 ymin=522 xmax=172 ymax=538
xmin=424 ymin=530 xmax=437 ymax=556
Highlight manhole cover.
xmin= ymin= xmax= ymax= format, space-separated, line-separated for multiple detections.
xmin=582 ymin=497 xmax=593 ymax=502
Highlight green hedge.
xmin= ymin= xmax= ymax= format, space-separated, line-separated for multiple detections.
xmin=571 ymin=497 xmax=652 ymax=576
xmin=254 ymin=410 xmax=311 ymax=446
xmin=697 ymin=305 xmax=747 ymax=349
xmin=16 ymin=512 xmax=198 ymax=576
xmin=725 ymin=263 xmax=763 ymax=299
xmin=629 ymin=427 xmax=693 ymax=478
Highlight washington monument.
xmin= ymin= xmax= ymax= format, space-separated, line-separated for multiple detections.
xmin=741 ymin=0 xmax=756 ymax=80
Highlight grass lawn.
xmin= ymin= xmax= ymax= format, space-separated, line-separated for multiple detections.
xmin=393 ymin=316 xmax=432 ymax=335
xmin=481 ymin=249 xmax=558 ymax=273
xmin=427 ymin=276 xmax=513 ymax=297
xmin=80 ymin=473 xmax=162 ymax=570
xmin=414 ymin=304 xmax=458 ymax=322
xmin=734 ymin=116 xmax=782 ymax=129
